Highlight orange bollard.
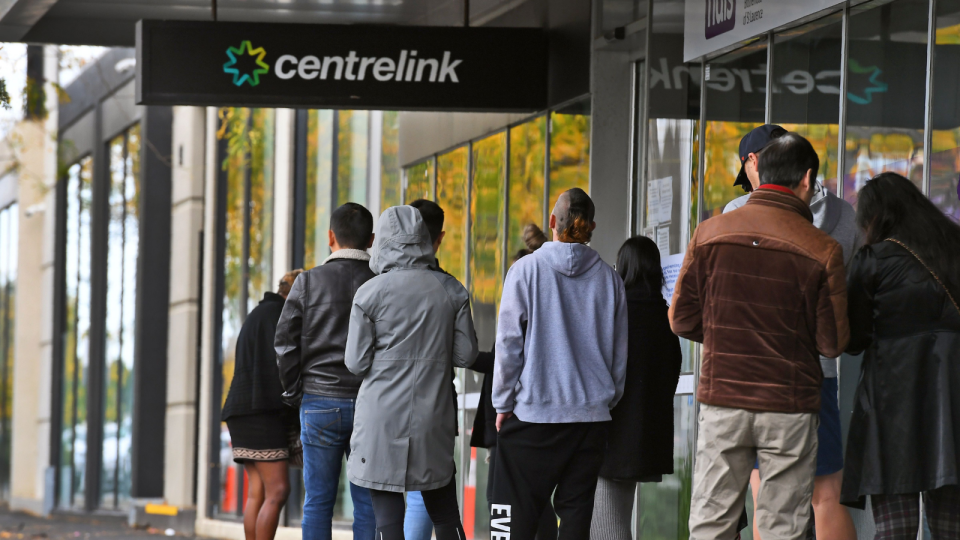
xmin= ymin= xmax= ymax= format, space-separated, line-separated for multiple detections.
xmin=463 ymin=448 xmax=477 ymax=539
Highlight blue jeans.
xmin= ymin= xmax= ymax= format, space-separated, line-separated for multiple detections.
xmin=404 ymin=491 xmax=434 ymax=540
xmin=300 ymin=395 xmax=376 ymax=540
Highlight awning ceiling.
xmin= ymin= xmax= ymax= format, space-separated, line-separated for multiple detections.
xmin=0 ymin=0 xmax=521 ymax=46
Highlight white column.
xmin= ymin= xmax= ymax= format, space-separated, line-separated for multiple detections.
xmin=368 ymin=111 xmax=383 ymax=224
xmin=163 ymin=106 xmax=207 ymax=508
xmin=273 ymin=109 xmax=296 ymax=274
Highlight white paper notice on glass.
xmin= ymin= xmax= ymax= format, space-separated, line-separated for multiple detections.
xmin=657 ymin=227 xmax=670 ymax=259
xmin=647 ymin=180 xmax=661 ymax=226
xmin=642 ymin=227 xmax=656 ymax=241
xmin=661 ymin=252 xmax=685 ymax=305
xmin=657 ymin=176 xmax=674 ymax=224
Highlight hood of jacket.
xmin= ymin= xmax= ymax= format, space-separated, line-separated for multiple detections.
xmin=536 ymin=241 xmax=602 ymax=278
xmin=811 ymin=189 xmax=841 ymax=235
xmin=370 ymin=206 xmax=435 ymax=274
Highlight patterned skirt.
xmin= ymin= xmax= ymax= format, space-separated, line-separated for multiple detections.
xmin=226 ymin=410 xmax=300 ymax=463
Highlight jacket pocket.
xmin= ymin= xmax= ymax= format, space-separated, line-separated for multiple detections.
xmin=302 ymin=408 xmax=341 ymax=447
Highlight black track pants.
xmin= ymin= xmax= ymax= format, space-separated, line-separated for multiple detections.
xmin=490 ymin=416 xmax=609 ymax=540
xmin=369 ymin=480 xmax=465 ymax=540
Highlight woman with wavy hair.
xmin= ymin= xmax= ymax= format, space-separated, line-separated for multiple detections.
xmin=842 ymin=172 xmax=960 ymax=539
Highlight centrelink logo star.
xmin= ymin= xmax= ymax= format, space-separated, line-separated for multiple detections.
xmin=847 ymin=60 xmax=888 ymax=105
xmin=223 ymin=40 xmax=269 ymax=87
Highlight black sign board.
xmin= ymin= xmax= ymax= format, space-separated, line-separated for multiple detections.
xmin=136 ymin=20 xmax=548 ymax=112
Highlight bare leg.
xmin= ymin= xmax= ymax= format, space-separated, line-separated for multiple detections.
xmin=812 ymin=472 xmax=856 ymax=540
xmin=749 ymin=469 xmax=761 ymax=540
xmin=252 ymin=460 xmax=291 ymax=540
xmin=244 ymin=464 xmax=265 ymax=540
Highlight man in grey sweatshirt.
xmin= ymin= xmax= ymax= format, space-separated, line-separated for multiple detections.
xmin=489 ymin=188 xmax=628 ymax=540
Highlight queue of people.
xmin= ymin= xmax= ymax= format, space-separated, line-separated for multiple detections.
xmin=218 ymin=126 xmax=960 ymax=540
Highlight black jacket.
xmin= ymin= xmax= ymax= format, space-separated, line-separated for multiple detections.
xmin=468 ymin=352 xmax=496 ymax=448
xmin=222 ymin=292 xmax=287 ymax=420
xmin=841 ymin=242 xmax=960 ymax=507
xmin=599 ymin=288 xmax=682 ymax=481
xmin=275 ymin=257 xmax=376 ymax=405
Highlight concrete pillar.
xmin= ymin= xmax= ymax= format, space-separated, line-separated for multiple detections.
xmin=11 ymin=44 xmax=59 ymax=515
xmin=163 ymin=106 xmax=206 ymax=510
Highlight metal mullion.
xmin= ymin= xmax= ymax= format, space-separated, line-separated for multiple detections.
xmin=837 ymin=3 xmax=851 ymax=201
xmin=431 ymin=155 xmax=438 ymax=201
xmin=292 ymin=110 xmax=308 ymax=270
xmin=693 ymin=56 xmax=708 ymax=475
xmin=50 ymin=168 xmax=70 ymax=508
xmin=765 ymin=31 xmax=775 ymax=124
xmin=209 ymin=129 xmax=230 ymax=517
xmin=543 ymin=114 xmax=552 ymax=232
xmin=502 ymin=130 xmax=510 ymax=282
xmin=922 ymin=0 xmax=937 ymax=197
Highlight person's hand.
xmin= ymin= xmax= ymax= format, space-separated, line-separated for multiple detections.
xmin=496 ymin=412 xmax=513 ymax=432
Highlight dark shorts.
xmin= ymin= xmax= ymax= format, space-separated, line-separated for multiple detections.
xmin=754 ymin=377 xmax=843 ymax=476
xmin=226 ymin=410 xmax=299 ymax=463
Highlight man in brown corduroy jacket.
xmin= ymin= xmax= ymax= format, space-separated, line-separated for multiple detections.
xmin=669 ymin=132 xmax=849 ymax=540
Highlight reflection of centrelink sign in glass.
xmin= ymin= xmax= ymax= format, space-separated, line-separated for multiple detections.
xmin=705 ymin=0 xmax=737 ymax=39
xmin=651 ymin=58 xmax=888 ymax=104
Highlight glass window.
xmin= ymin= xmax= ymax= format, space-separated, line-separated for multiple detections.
xmin=931 ymin=0 xmax=960 ymax=221
xmin=843 ymin=0 xmax=929 ymax=205
xmin=507 ymin=118 xmax=546 ymax=265
xmin=637 ymin=394 xmax=696 ymax=540
xmin=771 ymin=14 xmax=844 ymax=194
xmin=0 ymin=203 xmax=15 ymax=501
xmin=216 ymin=107 xmax=275 ymax=518
xmin=470 ymin=134 xmax=506 ymax=350
xmin=702 ymin=42 xmax=768 ymax=221
xmin=643 ymin=19 xmax=702 ymax=256
xmin=549 ymin=101 xmax=592 ymax=213
xmin=436 ymin=147 xmax=469 ymax=283
xmin=61 ymin=156 xmax=93 ymax=510
xmin=304 ymin=110 xmax=335 ymax=268
xmin=405 ymin=160 xmax=435 ymax=204
xmin=380 ymin=111 xmax=402 ymax=214
xmin=101 ymin=125 xmax=141 ymax=509
xmin=336 ymin=110 xmax=369 ymax=207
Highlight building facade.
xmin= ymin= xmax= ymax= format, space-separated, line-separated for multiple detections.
xmin=2 ymin=0 xmax=959 ymax=539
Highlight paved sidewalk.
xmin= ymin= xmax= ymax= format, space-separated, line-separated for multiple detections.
xmin=0 ymin=507 xmax=195 ymax=540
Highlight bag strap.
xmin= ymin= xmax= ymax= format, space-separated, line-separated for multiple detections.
xmin=885 ymin=238 xmax=960 ymax=315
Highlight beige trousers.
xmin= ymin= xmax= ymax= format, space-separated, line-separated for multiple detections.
xmin=689 ymin=404 xmax=818 ymax=540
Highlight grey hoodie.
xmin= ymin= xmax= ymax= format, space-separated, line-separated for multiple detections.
xmin=724 ymin=189 xmax=861 ymax=376
xmin=345 ymin=206 xmax=478 ymax=492
xmin=493 ymin=241 xmax=628 ymax=423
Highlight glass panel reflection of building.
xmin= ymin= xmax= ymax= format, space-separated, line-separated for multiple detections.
xmin=0 ymin=203 xmax=17 ymax=501
xmin=102 ymin=124 xmax=141 ymax=509
xmin=61 ymin=156 xmax=94 ymax=510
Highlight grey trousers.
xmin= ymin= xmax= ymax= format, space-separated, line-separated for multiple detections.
xmin=689 ymin=404 xmax=818 ymax=540
xmin=589 ymin=477 xmax=635 ymax=540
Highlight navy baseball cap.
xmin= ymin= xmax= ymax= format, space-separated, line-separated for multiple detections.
xmin=735 ymin=124 xmax=786 ymax=192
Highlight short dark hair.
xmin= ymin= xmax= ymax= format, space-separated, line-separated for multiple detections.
xmin=330 ymin=203 xmax=373 ymax=249
xmin=757 ymin=132 xmax=820 ymax=189
xmin=410 ymin=199 xmax=444 ymax=243
xmin=553 ymin=188 xmax=595 ymax=243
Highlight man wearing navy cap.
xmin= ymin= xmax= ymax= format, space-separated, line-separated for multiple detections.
xmin=723 ymin=125 xmax=858 ymax=540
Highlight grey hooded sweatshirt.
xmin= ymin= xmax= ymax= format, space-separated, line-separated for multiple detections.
xmin=345 ymin=206 xmax=478 ymax=493
xmin=724 ymin=189 xmax=861 ymax=376
xmin=493 ymin=241 xmax=629 ymax=423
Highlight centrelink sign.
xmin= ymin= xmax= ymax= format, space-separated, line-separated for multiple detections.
xmin=136 ymin=20 xmax=547 ymax=112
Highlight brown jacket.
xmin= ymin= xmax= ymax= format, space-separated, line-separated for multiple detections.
xmin=669 ymin=187 xmax=849 ymax=413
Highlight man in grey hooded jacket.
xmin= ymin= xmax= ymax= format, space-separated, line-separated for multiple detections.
xmin=345 ymin=205 xmax=478 ymax=540
xmin=490 ymin=188 xmax=628 ymax=540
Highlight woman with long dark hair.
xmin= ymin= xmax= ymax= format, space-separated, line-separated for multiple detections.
xmin=590 ymin=236 xmax=682 ymax=540
xmin=842 ymin=173 xmax=960 ymax=539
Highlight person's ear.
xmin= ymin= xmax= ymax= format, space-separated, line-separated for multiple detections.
xmin=549 ymin=214 xmax=557 ymax=230
xmin=589 ymin=221 xmax=597 ymax=232
xmin=328 ymin=229 xmax=336 ymax=248
xmin=803 ymin=169 xmax=814 ymax=192
xmin=366 ymin=233 xmax=375 ymax=250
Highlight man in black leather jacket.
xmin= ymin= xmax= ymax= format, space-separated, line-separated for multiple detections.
xmin=274 ymin=202 xmax=377 ymax=540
